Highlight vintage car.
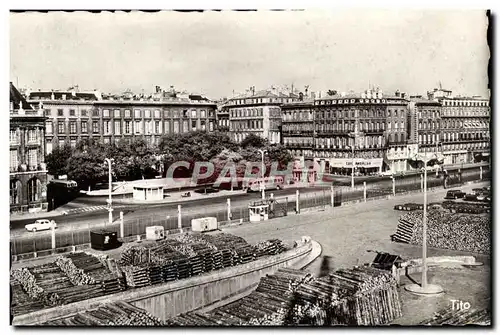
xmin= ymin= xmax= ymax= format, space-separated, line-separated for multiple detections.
xmin=25 ymin=219 xmax=57 ymax=232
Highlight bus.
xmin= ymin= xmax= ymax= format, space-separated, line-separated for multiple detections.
xmin=245 ymin=176 xmax=285 ymax=193
xmin=47 ymin=179 xmax=79 ymax=210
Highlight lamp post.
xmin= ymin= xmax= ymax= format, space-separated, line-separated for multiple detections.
xmin=257 ymin=149 xmax=267 ymax=179
xmin=257 ymin=149 xmax=267 ymax=199
xmin=405 ymin=153 xmax=444 ymax=296
xmin=104 ymin=158 xmax=114 ymax=228
xmin=349 ymin=130 xmax=364 ymax=189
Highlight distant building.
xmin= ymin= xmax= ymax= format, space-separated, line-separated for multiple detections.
xmin=26 ymin=86 xmax=217 ymax=151
xmin=429 ymin=88 xmax=490 ymax=165
xmin=409 ymin=97 xmax=442 ymax=157
xmin=281 ymin=100 xmax=315 ymax=159
xmin=10 ymin=83 xmax=48 ymax=214
xmin=216 ymin=101 xmax=230 ymax=133
xmin=224 ymin=88 xmax=300 ymax=144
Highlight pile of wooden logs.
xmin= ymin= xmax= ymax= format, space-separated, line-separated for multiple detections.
xmin=254 ymin=239 xmax=286 ymax=257
xmin=392 ymin=210 xmax=491 ymax=254
xmin=10 ymin=276 xmax=47 ymax=316
xmin=419 ymin=307 xmax=491 ymax=325
xmin=11 ymin=267 xmax=61 ymax=307
xmin=55 ymin=256 xmax=96 ymax=286
xmin=441 ymin=201 xmax=490 ymax=214
xmin=167 ymin=268 xmax=313 ymax=326
xmin=43 ymin=302 xmax=164 ymax=326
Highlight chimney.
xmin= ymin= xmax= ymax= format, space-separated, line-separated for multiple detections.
xmin=401 ymin=92 xmax=406 ymax=99
xmin=155 ymin=86 xmax=161 ymax=93
xmin=51 ymin=90 xmax=55 ymax=100
xmin=395 ymin=90 xmax=400 ymax=97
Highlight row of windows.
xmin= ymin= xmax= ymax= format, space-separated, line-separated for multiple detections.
xmin=230 ymin=97 xmax=296 ymax=105
xmin=441 ymin=142 xmax=489 ymax=151
xmin=230 ymin=120 xmax=263 ymax=130
xmin=232 ymin=132 xmax=280 ymax=144
xmin=47 ymin=120 xmax=214 ymax=135
xmin=314 ymin=136 xmax=385 ymax=149
xmin=312 ymin=149 xmax=385 ymax=159
xmin=442 ymin=100 xmax=488 ymax=107
xmin=441 ymin=120 xmax=489 ymax=129
xmin=9 ymin=129 xmax=40 ymax=144
xmin=418 ymin=134 xmax=438 ymax=144
xmin=283 ymin=137 xmax=314 ymax=147
xmin=230 ymin=108 xmax=264 ymax=118
xmin=283 ymin=124 xmax=314 ymax=132
xmin=418 ymin=121 xmax=439 ymax=130
xmin=47 ymin=108 xmax=215 ymax=119
xmin=9 ymin=149 xmax=39 ymax=170
xmin=417 ymin=110 xmax=439 ymax=119
xmin=282 ymin=110 xmax=314 ymax=121
xmin=441 ymin=132 xmax=489 ymax=142
xmin=441 ymin=108 xmax=490 ymax=117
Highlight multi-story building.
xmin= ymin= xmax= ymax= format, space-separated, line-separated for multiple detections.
xmin=216 ymin=101 xmax=230 ymax=133
xmin=27 ymin=88 xmax=101 ymax=154
xmin=10 ymin=83 xmax=48 ymax=214
xmin=281 ymin=100 xmax=315 ymax=159
xmin=312 ymin=89 xmax=410 ymax=175
xmin=27 ymin=87 xmax=217 ymax=152
xmin=409 ymin=97 xmax=442 ymax=157
xmin=225 ymin=89 xmax=299 ymax=144
xmin=428 ymin=88 xmax=490 ymax=165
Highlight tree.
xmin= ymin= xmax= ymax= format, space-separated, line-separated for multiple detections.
xmin=327 ymin=90 xmax=338 ymax=96
xmin=240 ymin=134 xmax=267 ymax=149
xmin=45 ymin=144 xmax=72 ymax=177
xmin=66 ymin=146 xmax=106 ymax=190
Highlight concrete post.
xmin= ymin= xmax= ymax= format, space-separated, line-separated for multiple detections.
xmin=296 ymin=189 xmax=300 ymax=214
xmin=227 ymin=198 xmax=231 ymax=221
xmin=480 ymin=166 xmax=483 ymax=180
xmin=177 ymin=204 xmax=182 ymax=229
xmin=261 ymin=189 xmax=265 ymax=200
xmin=363 ymin=182 xmax=367 ymax=202
xmin=420 ymin=174 xmax=424 ymax=192
xmin=51 ymin=225 xmax=56 ymax=250
xmin=120 ymin=211 xmax=124 ymax=238
xmin=392 ymin=177 xmax=396 ymax=196
xmin=330 ymin=185 xmax=334 ymax=207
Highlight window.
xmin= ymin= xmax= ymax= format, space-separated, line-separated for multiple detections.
xmin=44 ymin=109 xmax=51 ymax=117
xmin=201 ymin=110 xmax=206 ymax=118
xmin=103 ymin=109 xmax=110 ymax=118
xmin=155 ymin=120 xmax=161 ymax=134
xmin=104 ymin=121 xmax=110 ymax=134
xmin=81 ymin=121 xmax=88 ymax=133
xmin=173 ymin=121 xmax=179 ymax=133
xmin=121 ymin=121 xmax=129 ymax=134
xmin=113 ymin=110 xmax=120 ymax=118
xmin=191 ymin=110 xmax=197 ymax=118
xmin=81 ymin=109 xmax=87 ymax=117
xmin=69 ymin=109 xmax=75 ymax=116
xmin=70 ymin=121 xmax=77 ymax=134
xmin=145 ymin=110 xmax=151 ymax=119
xmin=134 ymin=109 xmax=141 ymax=119
xmin=154 ymin=110 xmax=160 ymax=119
xmin=46 ymin=122 xmax=53 ymax=134
xmin=70 ymin=139 xmax=77 ymax=148
xmin=28 ymin=149 xmax=38 ymax=167
xmin=58 ymin=121 xmax=65 ymax=134
xmin=92 ymin=121 xmax=99 ymax=134
xmin=145 ymin=120 xmax=152 ymax=134
xmin=209 ymin=121 xmax=214 ymax=132
xmin=183 ymin=120 xmax=189 ymax=132
xmin=134 ymin=120 xmax=142 ymax=134
xmin=114 ymin=120 xmax=121 ymax=135
xmin=46 ymin=141 xmax=53 ymax=155
xmin=10 ymin=150 xmax=18 ymax=171
xmin=59 ymin=140 xmax=65 ymax=147
xmin=92 ymin=109 xmax=99 ymax=117
xmin=192 ymin=120 xmax=197 ymax=131
xmin=57 ymin=109 xmax=64 ymax=116
xmin=125 ymin=110 xmax=131 ymax=118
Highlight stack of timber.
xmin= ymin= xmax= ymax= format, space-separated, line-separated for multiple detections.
xmin=43 ymin=302 xmax=164 ymax=326
xmin=66 ymin=252 xmax=126 ymax=294
xmin=10 ymin=267 xmax=60 ymax=309
xmin=392 ymin=210 xmax=491 ymax=254
xmin=254 ymin=239 xmax=286 ymax=257
xmin=121 ymin=265 xmax=151 ymax=288
xmin=166 ymin=268 xmax=313 ymax=326
xmin=10 ymin=276 xmax=47 ymax=316
xmin=419 ymin=307 xmax=491 ymax=325
xmin=289 ymin=266 xmax=402 ymax=325
xmin=55 ymin=256 xmax=96 ymax=286
xmin=441 ymin=201 xmax=490 ymax=214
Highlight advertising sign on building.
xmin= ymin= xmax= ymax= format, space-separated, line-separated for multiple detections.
xmin=328 ymin=158 xmax=383 ymax=169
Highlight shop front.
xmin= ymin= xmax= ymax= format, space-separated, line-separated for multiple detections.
xmin=328 ymin=158 xmax=383 ymax=176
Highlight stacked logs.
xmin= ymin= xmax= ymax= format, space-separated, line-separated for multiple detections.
xmin=392 ymin=210 xmax=491 ymax=254
xmin=66 ymin=252 xmax=126 ymax=294
xmin=43 ymin=302 xmax=164 ymax=326
xmin=288 ymin=266 xmax=402 ymax=326
xmin=167 ymin=268 xmax=313 ymax=326
xmin=441 ymin=201 xmax=490 ymax=214
xmin=254 ymin=239 xmax=286 ymax=257
xmin=419 ymin=307 xmax=491 ymax=325
xmin=55 ymin=256 xmax=96 ymax=286
xmin=10 ymin=267 xmax=60 ymax=306
xmin=10 ymin=276 xmax=47 ymax=316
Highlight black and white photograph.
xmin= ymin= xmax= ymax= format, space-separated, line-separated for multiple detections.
xmin=7 ymin=7 xmax=492 ymax=327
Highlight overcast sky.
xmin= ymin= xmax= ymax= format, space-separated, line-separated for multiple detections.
xmin=10 ymin=10 xmax=490 ymax=99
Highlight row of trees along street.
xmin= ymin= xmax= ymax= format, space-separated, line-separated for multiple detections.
xmin=45 ymin=132 xmax=293 ymax=190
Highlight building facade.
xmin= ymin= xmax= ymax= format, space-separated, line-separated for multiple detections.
xmin=312 ymin=89 xmax=410 ymax=175
xmin=281 ymin=101 xmax=315 ymax=159
xmin=27 ymin=89 xmax=217 ymax=152
xmin=429 ymin=88 xmax=490 ymax=165
xmin=10 ymin=83 xmax=48 ymax=214
xmin=225 ymin=90 xmax=299 ymax=144
xmin=216 ymin=102 xmax=230 ymax=133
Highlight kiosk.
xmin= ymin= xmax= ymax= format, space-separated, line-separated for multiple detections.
xmin=133 ymin=183 xmax=164 ymax=201
xmin=249 ymin=200 xmax=269 ymax=222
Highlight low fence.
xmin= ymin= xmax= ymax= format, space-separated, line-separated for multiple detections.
xmin=11 ymin=167 xmax=490 ymax=260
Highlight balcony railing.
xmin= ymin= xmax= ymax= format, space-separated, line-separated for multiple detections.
xmin=10 ymin=163 xmax=47 ymax=174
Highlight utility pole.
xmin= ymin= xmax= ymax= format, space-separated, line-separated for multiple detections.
xmin=105 ymin=158 xmax=114 ymax=228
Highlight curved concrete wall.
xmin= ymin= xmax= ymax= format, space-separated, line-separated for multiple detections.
xmin=13 ymin=240 xmax=316 ymax=325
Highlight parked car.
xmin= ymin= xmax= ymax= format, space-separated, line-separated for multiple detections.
xmin=476 ymin=192 xmax=489 ymax=202
xmin=25 ymin=219 xmax=57 ymax=232
xmin=444 ymin=190 xmax=466 ymax=200
xmin=472 ymin=188 xmax=484 ymax=195
xmin=379 ymin=171 xmax=393 ymax=177
xmin=463 ymin=193 xmax=478 ymax=202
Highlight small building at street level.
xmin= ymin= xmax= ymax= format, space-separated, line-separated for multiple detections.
xmin=9 ymin=83 xmax=49 ymax=214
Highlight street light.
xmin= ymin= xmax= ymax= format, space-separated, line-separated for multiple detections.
xmin=257 ymin=149 xmax=267 ymax=200
xmin=405 ymin=152 xmax=444 ymax=296
xmin=104 ymin=158 xmax=114 ymax=227
xmin=257 ymin=149 xmax=267 ymax=179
